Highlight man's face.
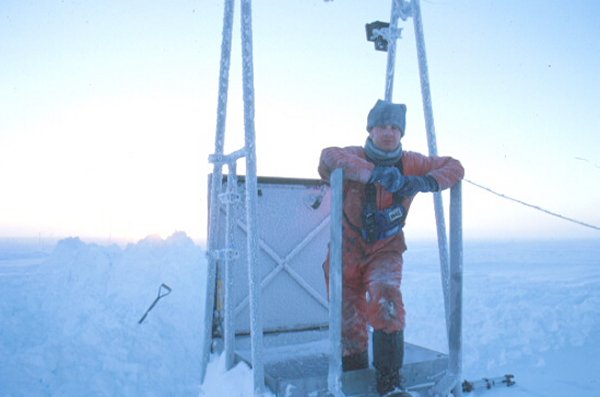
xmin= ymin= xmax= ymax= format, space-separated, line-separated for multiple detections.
xmin=369 ymin=124 xmax=402 ymax=151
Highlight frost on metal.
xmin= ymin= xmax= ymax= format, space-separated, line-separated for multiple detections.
xmin=328 ymin=169 xmax=344 ymax=396
xmin=203 ymin=0 xmax=465 ymax=395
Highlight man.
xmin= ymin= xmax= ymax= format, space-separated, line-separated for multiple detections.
xmin=318 ymin=99 xmax=464 ymax=397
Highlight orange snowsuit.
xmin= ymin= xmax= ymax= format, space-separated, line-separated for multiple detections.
xmin=319 ymin=146 xmax=464 ymax=356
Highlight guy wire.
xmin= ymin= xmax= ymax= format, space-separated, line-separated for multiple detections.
xmin=464 ymin=179 xmax=600 ymax=232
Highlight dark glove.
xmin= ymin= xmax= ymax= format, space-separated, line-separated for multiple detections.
xmin=369 ymin=166 xmax=405 ymax=192
xmin=395 ymin=175 xmax=439 ymax=196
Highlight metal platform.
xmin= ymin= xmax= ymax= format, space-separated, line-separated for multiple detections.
xmin=233 ymin=331 xmax=447 ymax=397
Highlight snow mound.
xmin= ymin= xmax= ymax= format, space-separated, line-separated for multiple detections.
xmin=1 ymin=232 xmax=207 ymax=396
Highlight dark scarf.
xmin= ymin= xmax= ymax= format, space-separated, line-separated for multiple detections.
xmin=364 ymin=137 xmax=403 ymax=166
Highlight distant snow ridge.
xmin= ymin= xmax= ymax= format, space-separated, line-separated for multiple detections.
xmin=461 ymin=271 xmax=600 ymax=370
xmin=401 ymin=242 xmax=600 ymax=374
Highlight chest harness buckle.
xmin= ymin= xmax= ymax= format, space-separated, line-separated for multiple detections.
xmin=362 ymin=182 xmax=407 ymax=243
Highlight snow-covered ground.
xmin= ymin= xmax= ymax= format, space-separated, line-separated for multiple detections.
xmin=1 ymin=234 xmax=599 ymax=396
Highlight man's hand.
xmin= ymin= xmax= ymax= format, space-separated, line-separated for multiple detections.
xmin=395 ymin=175 xmax=439 ymax=196
xmin=370 ymin=166 xmax=439 ymax=195
xmin=369 ymin=166 xmax=405 ymax=192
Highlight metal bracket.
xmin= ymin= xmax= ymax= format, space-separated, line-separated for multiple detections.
xmin=219 ymin=191 xmax=241 ymax=205
xmin=398 ymin=0 xmax=413 ymax=20
xmin=365 ymin=1 xmax=414 ymax=52
xmin=208 ymin=148 xmax=247 ymax=166
xmin=366 ymin=21 xmax=401 ymax=52
xmin=207 ymin=248 xmax=240 ymax=261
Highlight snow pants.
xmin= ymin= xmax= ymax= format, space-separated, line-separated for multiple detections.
xmin=323 ymin=223 xmax=405 ymax=356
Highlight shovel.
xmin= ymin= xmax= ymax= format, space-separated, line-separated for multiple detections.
xmin=138 ymin=283 xmax=172 ymax=324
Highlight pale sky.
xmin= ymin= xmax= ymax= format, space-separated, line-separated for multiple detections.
xmin=1 ymin=0 xmax=599 ymax=242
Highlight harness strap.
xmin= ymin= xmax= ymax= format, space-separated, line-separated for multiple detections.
xmin=363 ymin=183 xmax=379 ymax=242
xmin=360 ymin=160 xmax=407 ymax=243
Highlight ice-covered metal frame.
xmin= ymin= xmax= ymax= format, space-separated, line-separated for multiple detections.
xmin=203 ymin=0 xmax=464 ymax=395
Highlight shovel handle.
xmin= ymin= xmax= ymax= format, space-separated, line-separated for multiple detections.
xmin=158 ymin=283 xmax=172 ymax=298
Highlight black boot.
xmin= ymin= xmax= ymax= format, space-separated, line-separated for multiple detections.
xmin=342 ymin=350 xmax=369 ymax=372
xmin=373 ymin=330 xmax=411 ymax=397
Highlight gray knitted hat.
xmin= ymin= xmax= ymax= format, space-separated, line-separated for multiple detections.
xmin=366 ymin=99 xmax=407 ymax=135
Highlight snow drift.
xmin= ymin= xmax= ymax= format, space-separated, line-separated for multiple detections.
xmin=1 ymin=235 xmax=599 ymax=396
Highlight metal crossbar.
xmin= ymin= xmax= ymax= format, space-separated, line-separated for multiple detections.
xmin=232 ymin=213 xmax=331 ymax=318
